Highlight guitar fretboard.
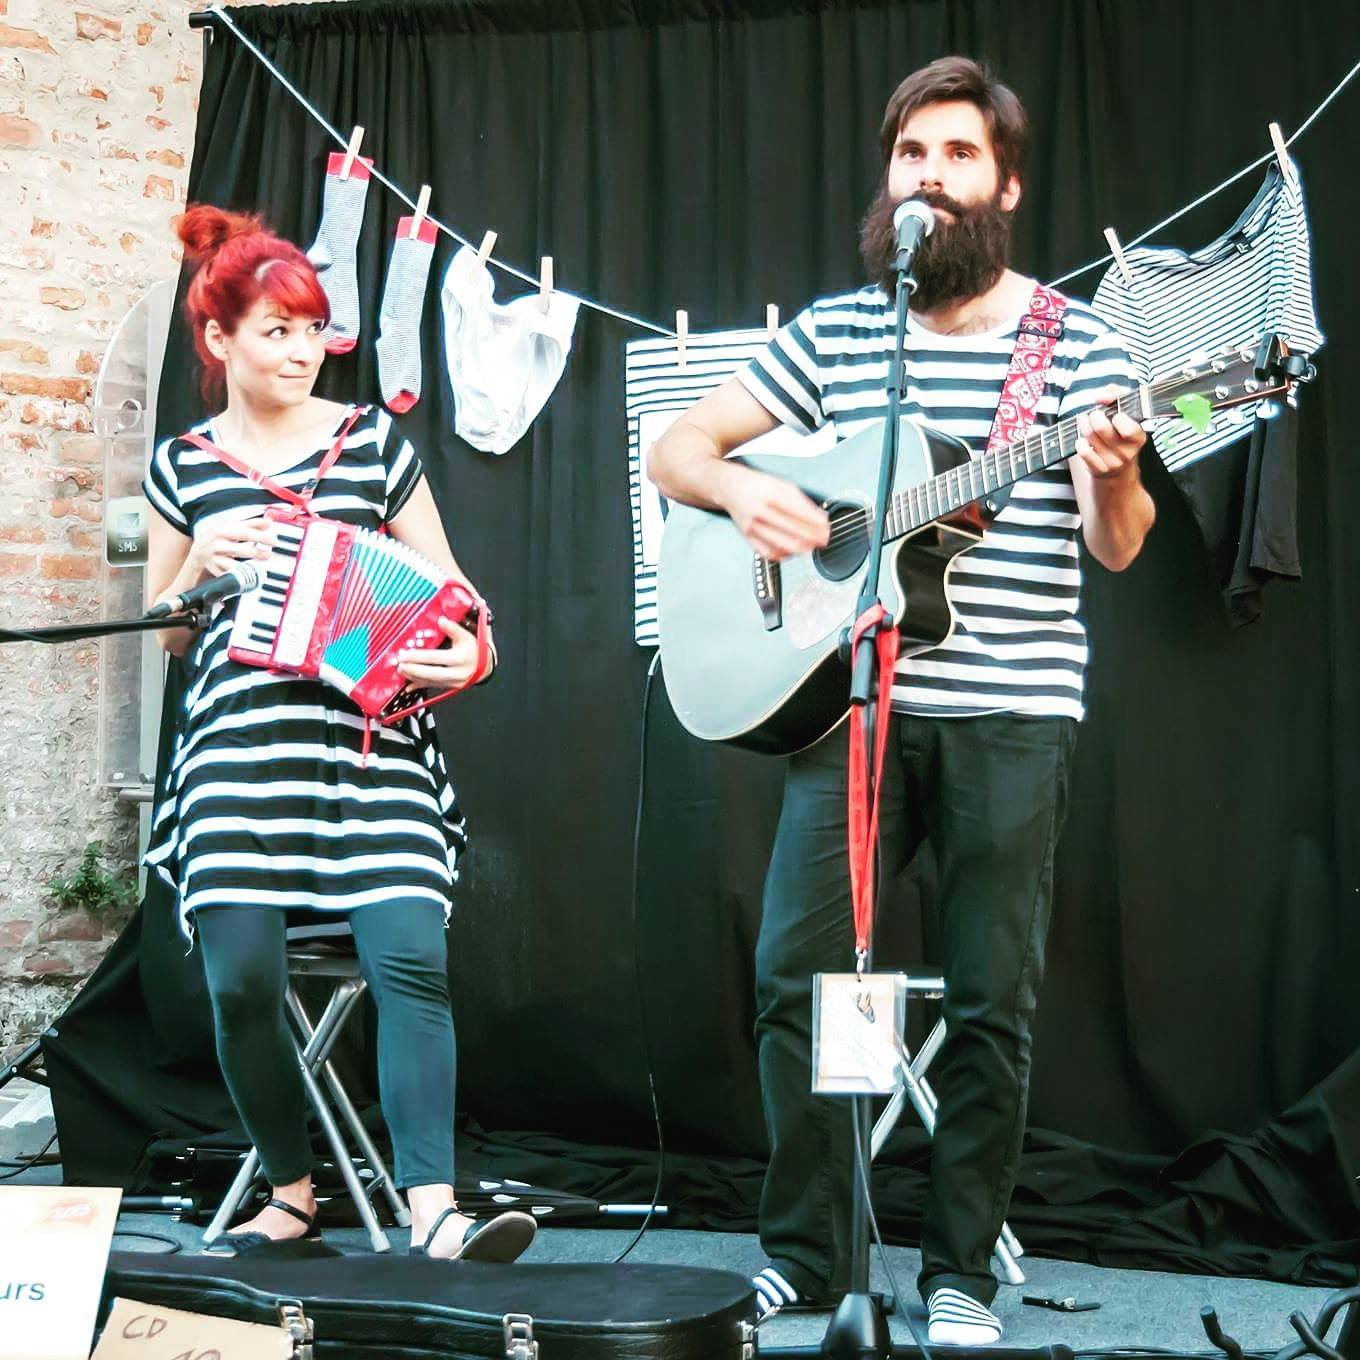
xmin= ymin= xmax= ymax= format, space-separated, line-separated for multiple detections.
xmin=886 ymin=393 xmax=1145 ymax=538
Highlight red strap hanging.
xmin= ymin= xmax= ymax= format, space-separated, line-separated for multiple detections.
xmin=846 ymin=603 xmax=899 ymax=958
xmin=180 ymin=404 xmax=368 ymax=513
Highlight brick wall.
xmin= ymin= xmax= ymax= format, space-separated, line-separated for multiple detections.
xmin=0 ymin=0 xmax=339 ymax=1052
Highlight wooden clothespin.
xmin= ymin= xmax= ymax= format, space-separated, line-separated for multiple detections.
xmin=539 ymin=256 xmax=554 ymax=314
xmin=408 ymin=185 xmax=431 ymax=239
xmin=766 ymin=303 xmax=779 ymax=338
xmin=675 ymin=309 xmax=688 ymax=368
xmin=476 ymin=230 xmax=497 ymax=267
xmin=1103 ymin=227 xmax=1134 ymax=288
xmin=339 ymin=126 xmax=365 ymax=181
xmin=1268 ymin=122 xmax=1297 ymax=186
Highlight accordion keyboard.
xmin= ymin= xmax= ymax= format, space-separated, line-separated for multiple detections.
xmin=228 ymin=519 xmax=306 ymax=663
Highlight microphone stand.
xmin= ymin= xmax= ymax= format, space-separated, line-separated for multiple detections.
xmin=0 ymin=610 xmax=203 ymax=646
xmin=820 ymin=227 xmax=922 ymax=1360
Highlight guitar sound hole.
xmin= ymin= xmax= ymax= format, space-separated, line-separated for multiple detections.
xmin=813 ymin=502 xmax=870 ymax=581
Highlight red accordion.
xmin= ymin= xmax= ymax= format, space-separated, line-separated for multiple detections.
xmin=228 ymin=504 xmax=488 ymax=724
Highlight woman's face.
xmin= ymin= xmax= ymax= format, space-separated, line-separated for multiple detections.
xmin=206 ymin=295 xmax=326 ymax=410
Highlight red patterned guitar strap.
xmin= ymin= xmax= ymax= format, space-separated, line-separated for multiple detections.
xmin=982 ymin=284 xmax=1068 ymax=510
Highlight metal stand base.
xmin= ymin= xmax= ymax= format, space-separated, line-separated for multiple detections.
xmin=821 ymin=1291 xmax=892 ymax=1359
xmin=870 ymin=976 xmax=1026 ymax=1286
xmin=203 ymin=950 xmax=410 ymax=1253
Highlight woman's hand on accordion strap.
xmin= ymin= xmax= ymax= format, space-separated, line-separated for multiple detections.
xmin=187 ymin=516 xmax=276 ymax=579
xmin=396 ymin=614 xmax=496 ymax=692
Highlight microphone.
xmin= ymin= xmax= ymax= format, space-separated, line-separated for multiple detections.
xmin=147 ymin=561 xmax=263 ymax=619
xmin=892 ymin=197 xmax=937 ymax=253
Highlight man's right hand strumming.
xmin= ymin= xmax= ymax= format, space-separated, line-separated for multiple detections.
xmin=715 ymin=463 xmax=830 ymax=562
xmin=646 ymin=375 xmax=830 ymax=561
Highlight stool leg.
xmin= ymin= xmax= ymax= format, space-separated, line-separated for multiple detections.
xmin=869 ymin=984 xmax=1029 ymax=1282
xmin=201 ymin=1147 xmax=263 ymax=1246
xmin=912 ymin=1069 xmax=1027 ymax=1281
xmin=287 ymin=1015 xmax=392 ymax=1253
xmin=914 ymin=1017 xmax=947 ymax=1073
xmin=286 ymin=988 xmax=411 ymax=1229
xmin=200 ymin=987 xmax=349 ymax=1246
xmin=870 ymin=1080 xmax=909 ymax=1159
xmin=297 ymin=985 xmax=358 ymax=1069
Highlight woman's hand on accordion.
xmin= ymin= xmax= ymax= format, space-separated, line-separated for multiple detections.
xmin=396 ymin=615 xmax=495 ymax=692
xmin=188 ymin=517 xmax=277 ymax=579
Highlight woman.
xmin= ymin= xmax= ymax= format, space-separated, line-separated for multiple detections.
xmin=143 ymin=204 xmax=532 ymax=1262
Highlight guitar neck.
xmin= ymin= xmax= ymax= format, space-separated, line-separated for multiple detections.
xmin=883 ymin=391 xmax=1145 ymax=539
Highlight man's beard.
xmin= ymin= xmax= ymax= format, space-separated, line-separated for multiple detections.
xmin=858 ymin=184 xmax=1013 ymax=313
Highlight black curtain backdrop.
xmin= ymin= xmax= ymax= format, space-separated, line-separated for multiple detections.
xmin=46 ymin=0 xmax=1360 ymax=1282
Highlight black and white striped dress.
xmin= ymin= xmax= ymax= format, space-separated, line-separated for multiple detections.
xmin=142 ymin=404 xmax=467 ymax=938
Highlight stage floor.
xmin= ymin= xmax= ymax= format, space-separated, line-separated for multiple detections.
xmin=7 ymin=1154 xmax=1341 ymax=1354
xmin=75 ymin=1204 xmax=1350 ymax=1348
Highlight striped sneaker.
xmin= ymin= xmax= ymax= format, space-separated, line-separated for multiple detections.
xmin=927 ymin=1287 xmax=1003 ymax=1345
xmin=752 ymin=1264 xmax=802 ymax=1319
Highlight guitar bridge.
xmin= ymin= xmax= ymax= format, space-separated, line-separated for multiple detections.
xmin=753 ymin=554 xmax=782 ymax=631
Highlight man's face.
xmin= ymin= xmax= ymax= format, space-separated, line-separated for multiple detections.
xmin=859 ymin=98 xmax=1021 ymax=309
xmin=886 ymin=99 xmax=1018 ymax=219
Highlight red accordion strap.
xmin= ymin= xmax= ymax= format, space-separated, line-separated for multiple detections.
xmin=179 ymin=404 xmax=368 ymax=511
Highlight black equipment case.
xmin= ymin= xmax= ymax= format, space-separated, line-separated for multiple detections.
xmin=99 ymin=1250 xmax=757 ymax=1359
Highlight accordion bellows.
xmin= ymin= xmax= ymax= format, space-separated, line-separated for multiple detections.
xmin=229 ymin=505 xmax=482 ymax=722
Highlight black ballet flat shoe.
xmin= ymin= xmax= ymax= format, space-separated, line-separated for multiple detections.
xmin=204 ymin=1197 xmax=322 ymax=1256
xmin=410 ymin=1207 xmax=537 ymax=1263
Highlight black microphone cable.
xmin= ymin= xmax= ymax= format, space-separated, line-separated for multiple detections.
xmin=611 ymin=649 xmax=666 ymax=1264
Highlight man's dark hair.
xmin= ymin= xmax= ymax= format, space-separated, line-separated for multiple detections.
xmin=878 ymin=56 xmax=1029 ymax=190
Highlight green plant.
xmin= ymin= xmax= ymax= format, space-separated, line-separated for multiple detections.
xmin=46 ymin=841 xmax=139 ymax=919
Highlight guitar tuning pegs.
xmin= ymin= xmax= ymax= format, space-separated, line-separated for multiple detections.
xmin=1256 ymin=399 xmax=1283 ymax=421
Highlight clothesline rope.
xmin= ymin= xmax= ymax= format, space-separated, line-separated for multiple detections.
xmin=203 ymin=5 xmax=1358 ymax=334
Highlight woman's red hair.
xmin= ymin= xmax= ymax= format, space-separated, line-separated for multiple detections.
xmin=177 ymin=203 xmax=330 ymax=407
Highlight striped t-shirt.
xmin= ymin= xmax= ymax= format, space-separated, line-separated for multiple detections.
xmin=737 ymin=282 xmax=1137 ymax=721
xmin=1091 ymin=158 xmax=1324 ymax=475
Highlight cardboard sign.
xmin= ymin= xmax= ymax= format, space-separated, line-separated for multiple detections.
xmin=0 ymin=1185 xmax=121 ymax=1360
xmin=92 ymin=1297 xmax=295 ymax=1360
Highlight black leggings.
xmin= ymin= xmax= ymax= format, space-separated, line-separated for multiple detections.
xmin=195 ymin=902 xmax=455 ymax=1190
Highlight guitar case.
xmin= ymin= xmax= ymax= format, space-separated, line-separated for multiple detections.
xmin=99 ymin=1249 xmax=757 ymax=1359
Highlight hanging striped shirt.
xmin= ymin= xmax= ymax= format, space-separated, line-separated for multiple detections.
xmin=1092 ymin=159 xmax=1324 ymax=474
xmin=625 ymin=328 xmax=831 ymax=646
xmin=738 ymin=281 xmax=1137 ymax=721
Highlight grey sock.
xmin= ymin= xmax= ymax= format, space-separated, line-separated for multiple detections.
xmin=376 ymin=217 xmax=437 ymax=413
xmin=307 ymin=152 xmax=372 ymax=353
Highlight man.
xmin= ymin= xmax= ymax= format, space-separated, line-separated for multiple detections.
xmin=647 ymin=56 xmax=1153 ymax=1345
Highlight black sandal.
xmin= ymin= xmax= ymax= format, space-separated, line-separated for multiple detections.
xmin=205 ymin=1197 xmax=322 ymax=1255
xmin=410 ymin=1207 xmax=536 ymax=1263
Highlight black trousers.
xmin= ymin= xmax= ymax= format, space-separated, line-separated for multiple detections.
xmin=195 ymin=901 xmax=456 ymax=1191
xmin=755 ymin=712 xmax=1076 ymax=1306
